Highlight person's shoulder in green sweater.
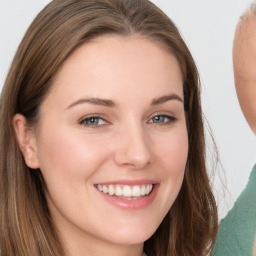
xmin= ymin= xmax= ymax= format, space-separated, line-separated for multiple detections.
xmin=213 ymin=4 xmax=256 ymax=256
xmin=213 ymin=165 xmax=256 ymax=255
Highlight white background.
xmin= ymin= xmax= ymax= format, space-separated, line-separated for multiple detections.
xmin=0 ymin=0 xmax=255 ymax=218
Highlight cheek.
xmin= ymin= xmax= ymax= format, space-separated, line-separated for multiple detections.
xmin=150 ymin=128 xmax=188 ymax=221
xmin=36 ymin=127 xmax=112 ymax=183
xmin=156 ymin=128 xmax=188 ymax=174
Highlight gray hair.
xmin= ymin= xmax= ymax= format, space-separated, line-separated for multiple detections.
xmin=239 ymin=0 xmax=256 ymax=20
xmin=251 ymin=0 xmax=256 ymax=13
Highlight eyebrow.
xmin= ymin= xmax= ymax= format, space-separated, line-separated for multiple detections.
xmin=66 ymin=93 xmax=183 ymax=109
xmin=67 ymin=98 xmax=116 ymax=109
xmin=151 ymin=94 xmax=183 ymax=105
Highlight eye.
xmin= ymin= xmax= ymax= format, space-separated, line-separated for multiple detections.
xmin=149 ymin=115 xmax=176 ymax=125
xmin=79 ymin=116 xmax=107 ymax=127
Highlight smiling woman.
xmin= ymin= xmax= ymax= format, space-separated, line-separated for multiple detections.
xmin=0 ymin=0 xmax=217 ymax=256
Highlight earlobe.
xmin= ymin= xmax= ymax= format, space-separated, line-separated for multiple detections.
xmin=13 ymin=114 xmax=40 ymax=169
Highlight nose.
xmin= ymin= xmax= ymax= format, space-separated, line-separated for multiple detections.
xmin=113 ymin=125 xmax=152 ymax=170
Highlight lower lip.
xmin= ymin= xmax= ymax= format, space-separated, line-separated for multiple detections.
xmin=96 ymin=185 xmax=159 ymax=210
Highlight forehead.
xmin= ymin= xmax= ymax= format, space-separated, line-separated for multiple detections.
xmin=233 ymin=14 xmax=256 ymax=68
xmin=66 ymin=34 xmax=179 ymax=68
xmin=237 ymin=13 xmax=256 ymax=43
xmin=47 ymin=35 xmax=183 ymax=100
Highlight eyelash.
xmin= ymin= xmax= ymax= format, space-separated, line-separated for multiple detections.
xmin=148 ymin=114 xmax=177 ymax=125
xmin=79 ymin=114 xmax=177 ymax=128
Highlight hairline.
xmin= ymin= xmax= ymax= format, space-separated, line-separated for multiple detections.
xmin=239 ymin=1 xmax=256 ymax=21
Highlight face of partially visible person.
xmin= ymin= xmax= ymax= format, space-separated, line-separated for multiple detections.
xmin=14 ymin=35 xmax=188 ymax=254
xmin=233 ymin=12 xmax=256 ymax=134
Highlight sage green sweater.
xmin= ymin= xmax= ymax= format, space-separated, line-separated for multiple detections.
xmin=213 ymin=164 xmax=256 ymax=256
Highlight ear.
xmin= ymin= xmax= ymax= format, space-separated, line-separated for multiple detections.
xmin=13 ymin=114 xmax=40 ymax=169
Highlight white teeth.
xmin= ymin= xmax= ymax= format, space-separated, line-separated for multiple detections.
xmin=96 ymin=184 xmax=154 ymax=198
xmin=97 ymin=184 xmax=103 ymax=192
xmin=132 ymin=186 xmax=140 ymax=197
xmin=108 ymin=185 xmax=115 ymax=195
xmin=103 ymin=185 xmax=108 ymax=193
xmin=115 ymin=186 xmax=122 ymax=196
xmin=141 ymin=185 xmax=146 ymax=196
xmin=123 ymin=186 xmax=132 ymax=197
xmin=145 ymin=184 xmax=153 ymax=195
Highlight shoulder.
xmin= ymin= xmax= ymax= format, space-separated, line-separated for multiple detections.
xmin=213 ymin=164 xmax=256 ymax=256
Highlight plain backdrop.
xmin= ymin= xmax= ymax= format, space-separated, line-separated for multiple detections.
xmin=0 ymin=0 xmax=255 ymax=218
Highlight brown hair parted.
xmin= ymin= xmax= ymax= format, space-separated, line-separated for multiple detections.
xmin=0 ymin=0 xmax=218 ymax=255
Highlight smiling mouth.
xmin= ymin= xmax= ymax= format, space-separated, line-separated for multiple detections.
xmin=95 ymin=184 xmax=154 ymax=199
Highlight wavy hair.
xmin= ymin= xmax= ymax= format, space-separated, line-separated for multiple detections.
xmin=0 ymin=0 xmax=218 ymax=255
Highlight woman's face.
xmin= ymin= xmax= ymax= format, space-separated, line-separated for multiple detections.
xmin=31 ymin=35 xmax=188 ymax=252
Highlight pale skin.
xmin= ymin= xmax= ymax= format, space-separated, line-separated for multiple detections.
xmin=13 ymin=35 xmax=188 ymax=256
xmin=233 ymin=11 xmax=256 ymax=135
xmin=233 ymin=11 xmax=256 ymax=255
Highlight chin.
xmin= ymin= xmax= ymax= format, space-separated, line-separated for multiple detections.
xmin=102 ymin=222 xmax=159 ymax=245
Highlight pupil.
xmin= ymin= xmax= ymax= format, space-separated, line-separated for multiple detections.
xmin=88 ymin=118 xmax=98 ymax=125
xmin=154 ymin=116 xmax=163 ymax=122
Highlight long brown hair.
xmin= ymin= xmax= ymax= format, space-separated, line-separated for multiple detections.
xmin=0 ymin=0 xmax=218 ymax=255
